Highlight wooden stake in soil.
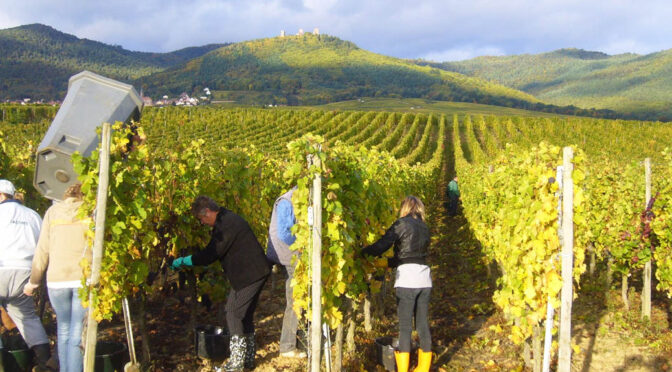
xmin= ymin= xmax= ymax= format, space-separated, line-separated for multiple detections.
xmin=309 ymin=153 xmax=322 ymax=372
xmin=558 ymin=146 xmax=574 ymax=372
xmin=642 ymin=158 xmax=652 ymax=320
xmin=83 ymin=122 xmax=111 ymax=372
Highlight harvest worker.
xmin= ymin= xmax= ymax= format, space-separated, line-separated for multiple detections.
xmin=171 ymin=196 xmax=271 ymax=372
xmin=25 ymin=183 xmax=92 ymax=372
xmin=447 ymin=176 xmax=460 ymax=217
xmin=0 ymin=179 xmax=53 ymax=371
xmin=361 ymin=196 xmax=432 ymax=372
xmin=266 ymin=186 xmax=306 ymax=358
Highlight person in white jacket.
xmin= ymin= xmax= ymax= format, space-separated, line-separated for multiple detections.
xmin=0 ymin=179 xmax=53 ymax=371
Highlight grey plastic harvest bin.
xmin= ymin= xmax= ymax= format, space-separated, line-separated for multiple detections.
xmin=34 ymin=71 xmax=143 ymax=201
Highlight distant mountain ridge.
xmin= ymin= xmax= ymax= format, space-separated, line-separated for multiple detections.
xmin=0 ymin=24 xmax=658 ymax=120
xmin=418 ymin=47 xmax=672 ymax=121
xmin=0 ymin=24 xmax=226 ymax=99
xmin=135 ymin=33 xmax=547 ymax=110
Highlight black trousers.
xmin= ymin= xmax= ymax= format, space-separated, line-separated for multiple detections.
xmin=448 ymin=195 xmax=459 ymax=216
xmin=226 ymin=275 xmax=268 ymax=336
xmin=396 ymin=287 xmax=432 ymax=353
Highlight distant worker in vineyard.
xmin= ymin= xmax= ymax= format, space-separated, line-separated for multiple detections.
xmin=0 ymin=179 xmax=53 ymax=372
xmin=361 ymin=196 xmax=432 ymax=372
xmin=171 ymin=196 xmax=271 ymax=372
xmin=447 ymin=176 xmax=460 ymax=217
xmin=266 ymin=186 xmax=306 ymax=358
xmin=25 ymin=183 xmax=91 ymax=372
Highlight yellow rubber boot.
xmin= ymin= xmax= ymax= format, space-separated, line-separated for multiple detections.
xmin=413 ymin=349 xmax=432 ymax=372
xmin=394 ymin=351 xmax=410 ymax=372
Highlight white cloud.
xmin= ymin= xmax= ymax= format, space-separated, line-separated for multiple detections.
xmin=0 ymin=0 xmax=671 ymax=57
xmin=421 ymin=46 xmax=506 ymax=62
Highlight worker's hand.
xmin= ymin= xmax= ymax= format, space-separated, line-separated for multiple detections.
xmin=170 ymin=255 xmax=193 ymax=270
xmin=23 ymin=282 xmax=39 ymax=296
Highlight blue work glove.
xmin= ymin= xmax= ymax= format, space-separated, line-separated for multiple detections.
xmin=170 ymin=255 xmax=193 ymax=270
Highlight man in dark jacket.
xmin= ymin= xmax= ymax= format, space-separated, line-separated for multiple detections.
xmin=171 ymin=196 xmax=270 ymax=372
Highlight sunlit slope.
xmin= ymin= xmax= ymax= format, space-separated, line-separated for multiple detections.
xmin=137 ymin=34 xmax=539 ymax=108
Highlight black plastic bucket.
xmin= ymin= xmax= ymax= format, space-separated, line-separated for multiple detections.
xmin=374 ymin=336 xmax=418 ymax=372
xmin=94 ymin=341 xmax=128 ymax=372
xmin=2 ymin=347 xmax=34 ymax=372
xmin=1 ymin=333 xmax=34 ymax=372
xmin=194 ymin=325 xmax=229 ymax=361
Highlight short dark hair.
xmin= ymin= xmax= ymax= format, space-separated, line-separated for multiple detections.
xmin=191 ymin=196 xmax=219 ymax=217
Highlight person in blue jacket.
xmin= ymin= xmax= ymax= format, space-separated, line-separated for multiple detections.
xmin=266 ymin=186 xmax=305 ymax=358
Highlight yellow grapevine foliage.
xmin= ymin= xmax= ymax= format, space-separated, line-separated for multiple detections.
xmin=652 ymin=149 xmax=672 ymax=295
xmin=456 ymin=135 xmax=587 ymax=343
xmin=0 ymin=128 xmax=49 ymax=213
xmin=284 ymin=133 xmax=441 ymax=329
xmin=72 ymin=122 xmax=287 ymax=320
xmin=583 ymin=159 xmax=646 ymax=276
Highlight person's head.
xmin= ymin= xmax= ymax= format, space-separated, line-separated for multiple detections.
xmin=399 ymin=195 xmax=426 ymax=222
xmin=0 ymin=179 xmax=16 ymax=202
xmin=453 ymin=176 xmax=458 ymax=182
xmin=63 ymin=183 xmax=83 ymax=201
xmin=191 ymin=196 xmax=220 ymax=226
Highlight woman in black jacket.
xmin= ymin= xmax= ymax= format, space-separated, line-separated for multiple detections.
xmin=362 ymin=196 xmax=432 ymax=372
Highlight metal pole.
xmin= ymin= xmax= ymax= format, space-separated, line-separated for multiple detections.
xmin=123 ymin=298 xmax=138 ymax=366
xmin=310 ymin=155 xmax=322 ymax=372
xmin=83 ymin=123 xmax=112 ymax=371
xmin=642 ymin=158 xmax=652 ymax=319
xmin=322 ymin=323 xmax=332 ymax=372
xmin=558 ymin=147 xmax=574 ymax=372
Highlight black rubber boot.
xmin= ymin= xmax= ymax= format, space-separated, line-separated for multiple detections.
xmin=31 ymin=343 xmax=54 ymax=372
xmin=243 ymin=333 xmax=255 ymax=370
xmin=221 ymin=335 xmax=245 ymax=372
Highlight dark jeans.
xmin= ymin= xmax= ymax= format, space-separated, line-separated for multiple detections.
xmin=279 ymin=264 xmax=300 ymax=353
xmin=448 ymin=196 xmax=459 ymax=216
xmin=396 ymin=287 xmax=431 ymax=353
xmin=226 ymin=276 xmax=267 ymax=336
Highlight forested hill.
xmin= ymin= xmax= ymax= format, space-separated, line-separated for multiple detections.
xmin=135 ymin=34 xmax=547 ymax=110
xmin=0 ymin=24 xmax=226 ymax=100
xmin=417 ymin=48 xmax=672 ymax=121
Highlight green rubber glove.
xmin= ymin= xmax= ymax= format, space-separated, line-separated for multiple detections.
xmin=171 ymin=255 xmax=193 ymax=270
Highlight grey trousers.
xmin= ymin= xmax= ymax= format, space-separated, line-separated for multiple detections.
xmin=0 ymin=269 xmax=49 ymax=348
xmin=279 ymin=264 xmax=300 ymax=353
xmin=396 ymin=287 xmax=431 ymax=353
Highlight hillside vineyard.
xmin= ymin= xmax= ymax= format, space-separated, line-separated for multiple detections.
xmin=2 ymin=106 xmax=672 ymax=366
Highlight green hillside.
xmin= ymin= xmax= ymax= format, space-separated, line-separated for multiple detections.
xmin=422 ymin=48 xmax=672 ymax=121
xmin=0 ymin=24 xmax=226 ymax=100
xmin=136 ymin=34 xmax=548 ymax=111
xmin=311 ymin=97 xmax=566 ymax=118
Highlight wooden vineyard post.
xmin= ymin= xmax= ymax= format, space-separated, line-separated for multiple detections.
xmin=642 ymin=158 xmax=652 ymax=320
xmin=558 ymin=147 xmax=574 ymax=372
xmin=309 ymin=153 xmax=323 ymax=372
xmin=543 ymin=165 xmax=563 ymax=372
xmin=83 ymin=123 xmax=111 ymax=372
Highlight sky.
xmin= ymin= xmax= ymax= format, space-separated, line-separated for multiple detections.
xmin=1 ymin=0 xmax=671 ymax=61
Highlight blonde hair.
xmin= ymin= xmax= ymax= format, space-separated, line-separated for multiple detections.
xmin=63 ymin=183 xmax=83 ymax=200
xmin=399 ymin=195 xmax=425 ymax=221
